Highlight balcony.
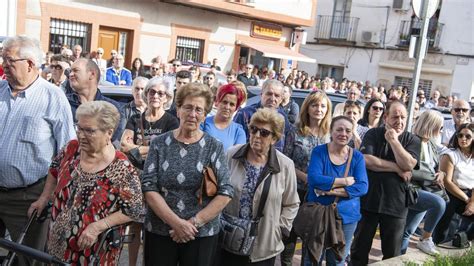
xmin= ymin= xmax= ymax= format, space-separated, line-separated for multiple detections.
xmin=398 ymin=19 xmax=444 ymax=49
xmin=314 ymin=15 xmax=359 ymax=44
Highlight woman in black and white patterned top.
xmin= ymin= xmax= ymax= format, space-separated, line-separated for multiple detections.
xmin=141 ymin=83 xmax=234 ymax=266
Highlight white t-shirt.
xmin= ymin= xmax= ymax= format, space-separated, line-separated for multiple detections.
xmin=446 ymin=149 xmax=474 ymax=190
xmin=441 ymin=119 xmax=456 ymax=145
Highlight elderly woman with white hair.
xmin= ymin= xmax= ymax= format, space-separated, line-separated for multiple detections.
xmin=120 ymin=77 xmax=179 ymax=169
xmin=400 ymin=110 xmax=447 ymax=255
xmin=29 ymin=101 xmax=144 ymax=265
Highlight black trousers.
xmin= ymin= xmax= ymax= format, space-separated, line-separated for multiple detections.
xmin=433 ymin=191 xmax=474 ymax=244
xmin=144 ymin=231 xmax=219 ymax=266
xmin=350 ymin=210 xmax=406 ymax=266
xmin=218 ymin=249 xmax=276 ymax=266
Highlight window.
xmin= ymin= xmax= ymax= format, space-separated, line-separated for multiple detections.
xmin=175 ymin=36 xmax=204 ymax=63
xmin=49 ymin=18 xmax=91 ymax=54
xmin=318 ymin=64 xmax=344 ymax=82
xmin=394 ymin=76 xmax=433 ymax=95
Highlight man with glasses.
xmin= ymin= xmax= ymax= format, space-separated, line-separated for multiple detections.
xmin=106 ymin=54 xmax=132 ymax=86
xmin=49 ymin=54 xmax=71 ymax=92
xmin=68 ymin=58 xmax=126 ymax=144
xmin=0 ymin=36 xmax=76 ymax=264
xmin=333 ymin=85 xmax=362 ymax=117
xmin=147 ymin=62 xmax=164 ymax=79
xmin=442 ymin=99 xmax=471 ymax=146
xmin=237 ymin=63 xmax=258 ymax=89
xmin=234 ymin=79 xmax=291 ymax=151
xmin=122 ymin=76 xmax=149 ymax=127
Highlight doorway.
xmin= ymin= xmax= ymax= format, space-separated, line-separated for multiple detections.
xmin=98 ymin=27 xmax=132 ymax=68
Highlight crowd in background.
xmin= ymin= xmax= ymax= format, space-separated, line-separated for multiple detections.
xmin=1 ymin=36 xmax=474 ymax=266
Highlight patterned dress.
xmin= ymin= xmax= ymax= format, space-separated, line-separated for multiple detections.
xmin=48 ymin=140 xmax=144 ymax=265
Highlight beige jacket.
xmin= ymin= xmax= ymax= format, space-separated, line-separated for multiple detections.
xmin=225 ymin=144 xmax=300 ymax=262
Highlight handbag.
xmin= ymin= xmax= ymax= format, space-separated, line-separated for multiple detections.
xmin=219 ymin=173 xmax=272 ymax=256
xmin=405 ymin=183 xmax=419 ymax=207
xmin=126 ymin=114 xmax=148 ymax=170
xmin=293 ymin=147 xmax=353 ymax=263
xmin=198 ymin=166 xmax=218 ymax=205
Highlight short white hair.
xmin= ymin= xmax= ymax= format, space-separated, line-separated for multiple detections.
xmin=2 ymin=36 xmax=43 ymax=68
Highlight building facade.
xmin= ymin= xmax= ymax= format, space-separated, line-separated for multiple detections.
xmin=12 ymin=0 xmax=317 ymax=72
xmin=299 ymin=0 xmax=474 ymax=101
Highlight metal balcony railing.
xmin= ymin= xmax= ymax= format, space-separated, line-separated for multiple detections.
xmin=398 ymin=19 xmax=444 ymax=49
xmin=314 ymin=15 xmax=359 ymax=42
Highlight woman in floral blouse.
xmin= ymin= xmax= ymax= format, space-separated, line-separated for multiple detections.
xmin=29 ymin=101 xmax=144 ymax=265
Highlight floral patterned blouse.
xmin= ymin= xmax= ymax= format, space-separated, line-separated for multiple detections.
xmin=284 ymin=128 xmax=330 ymax=191
xmin=48 ymin=140 xmax=144 ymax=265
xmin=239 ymin=161 xmax=264 ymax=220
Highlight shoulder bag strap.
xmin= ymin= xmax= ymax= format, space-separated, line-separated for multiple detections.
xmin=334 ymin=147 xmax=354 ymax=205
xmin=254 ymin=173 xmax=272 ymax=220
xmin=139 ymin=112 xmax=147 ymax=146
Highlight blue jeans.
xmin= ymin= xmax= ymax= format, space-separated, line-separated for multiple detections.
xmin=401 ymin=189 xmax=446 ymax=253
xmin=304 ymin=222 xmax=358 ymax=266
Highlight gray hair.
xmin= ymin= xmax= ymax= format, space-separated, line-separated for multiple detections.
xmin=142 ymin=77 xmax=173 ymax=109
xmin=132 ymin=76 xmax=149 ymax=87
xmin=2 ymin=36 xmax=43 ymax=68
xmin=76 ymin=101 xmax=120 ymax=133
xmin=262 ymin=79 xmax=284 ymax=94
xmin=412 ymin=110 xmax=443 ymax=139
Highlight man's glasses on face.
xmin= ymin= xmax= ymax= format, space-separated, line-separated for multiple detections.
xmin=151 ymin=67 xmax=160 ymax=71
xmin=204 ymin=76 xmax=214 ymax=81
xmin=173 ymin=64 xmax=181 ymax=67
xmin=2 ymin=57 xmax=29 ymax=65
xmin=454 ymin=108 xmax=470 ymax=113
xmin=50 ymin=64 xmax=63 ymax=70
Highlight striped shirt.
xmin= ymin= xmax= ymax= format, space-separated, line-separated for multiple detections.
xmin=0 ymin=77 xmax=76 ymax=188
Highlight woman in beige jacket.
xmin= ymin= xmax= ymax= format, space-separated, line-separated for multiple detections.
xmin=220 ymin=108 xmax=300 ymax=265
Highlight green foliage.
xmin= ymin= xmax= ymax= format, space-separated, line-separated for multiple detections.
xmin=405 ymin=247 xmax=474 ymax=266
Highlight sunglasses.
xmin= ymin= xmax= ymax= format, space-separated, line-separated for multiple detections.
xmin=173 ymin=64 xmax=181 ymax=67
xmin=249 ymin=125 xmax=272 ymax=138
xmin=454 ymin=108 xmax=469 ymax=113
xmin=372 ymin=106 xmax=384 ymax=111
xmin=50 ymin=64 xmax=63 ymax=70
xmin=457 ymin=133 xmax=472 ymax=140
xmin=204 ymin=77 xmax=214 ymax=80
xmin=148 ymin=90 xmax=167 ymax=97
xmin=151 ymin=67 xmax=160 ymax=71
xmin=97 ymin=52 xmax=103 ymax=54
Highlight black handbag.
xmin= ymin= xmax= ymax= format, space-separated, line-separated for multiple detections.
xmin=219 ymin=173 xmax=272 ymax=256
xmin=405 ymin=183 xmax=419 ymax=207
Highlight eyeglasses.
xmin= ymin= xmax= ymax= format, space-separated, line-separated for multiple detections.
xmin=204 ymin=77 xmax=214 ymax=80
xmin=148 ymin=89 xmax=167 ymax=98
xmin=180 ymin=104 xmax=205 ymax=116
xmin=372 ymin=106 xmax=384 ymax=111
xmin=2 ymin=57 xmax=29 ymax=65
xmin=454 ymin=108 xmax=470 ymax=113
xmin=74 ymin=124 xmax=100 ymax=137
xmin=97 ymin=52 xmax=103 ymax=54
xmin=457 ymin=133 xmax=472 ymax=140
xmin=173 ymin=64 xmax=181 ymax=67
xmin=50 ymin=64 xmax=63 ymax=70
xmin=249 ymin=125 xmax=272 ymax=138
xmin=151 ymin=67 xmax=160 ymax=71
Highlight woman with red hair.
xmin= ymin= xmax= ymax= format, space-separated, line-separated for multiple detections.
xmin=202 ymin=81 xmax=247 ymax=151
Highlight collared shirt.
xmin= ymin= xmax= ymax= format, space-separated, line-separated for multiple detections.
xmin=0 ymin=77 xmax=76 ymax=188
xmin=66 ymin=89 xmax=126 ymax=143
xmin=237 ymin=73 xmax=258 ymax=88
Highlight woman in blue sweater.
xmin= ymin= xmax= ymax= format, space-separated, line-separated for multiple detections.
xmin=306 ymin=116 xmax=369 ymax=265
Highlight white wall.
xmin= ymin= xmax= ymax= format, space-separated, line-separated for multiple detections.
xmin=451 ymin=58 xmax=474 ymax=100
xmin=438 ymin=0 xmax=474 ymax=56
xmin=253 ymin=0 xmax=313 ymax=20
xmin=0 ymin=0 xmax=17 ymax=37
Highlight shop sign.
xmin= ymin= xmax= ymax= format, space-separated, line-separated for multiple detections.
xmin=250 ymin=21 xmax=283 ymax=41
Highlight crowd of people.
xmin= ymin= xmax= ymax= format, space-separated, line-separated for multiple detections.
xmin=0 ymin=35 xmax=474 ymax=266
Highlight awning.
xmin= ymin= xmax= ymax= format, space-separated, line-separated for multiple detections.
xmin=241 ymin=41 xmax=316 ymax=63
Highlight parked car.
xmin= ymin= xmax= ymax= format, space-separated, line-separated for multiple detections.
xmin=99 ymin=85 xmax=133 ymax=104
xmin=245 ymin=86 xmax=366 ymax=113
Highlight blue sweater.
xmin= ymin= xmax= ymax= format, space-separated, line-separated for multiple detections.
xmin=307 ymin=144 xmax=368 ymax=224
xmin=201 ymin=116 xmax=246 ymax=152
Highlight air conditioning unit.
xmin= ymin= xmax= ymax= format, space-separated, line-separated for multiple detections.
xmin=392 ymin=0 xmax=408 ymax=11
xmin=361 ymin=31 xmax=380 ymax=44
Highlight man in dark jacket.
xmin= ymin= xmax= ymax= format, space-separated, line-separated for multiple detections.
xmin=237 ymin=63 xmax=258 ymax=88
